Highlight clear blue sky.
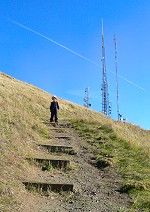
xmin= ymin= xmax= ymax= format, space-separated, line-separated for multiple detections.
xmin=0 ymin=0 xmax=150 ymax=130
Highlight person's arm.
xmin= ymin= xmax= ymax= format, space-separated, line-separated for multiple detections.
xmin=57 ymin=102 xmax=59 ymax=110
xmin=50 ymin=102 xmax=52 ymax=111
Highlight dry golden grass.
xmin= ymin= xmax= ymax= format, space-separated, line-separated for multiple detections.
xmin=0 ymin=72 xmax=150 ymax=210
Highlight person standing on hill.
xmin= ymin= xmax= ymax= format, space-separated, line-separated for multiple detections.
xmin=50 ymin=95 xmax=59 ymax=124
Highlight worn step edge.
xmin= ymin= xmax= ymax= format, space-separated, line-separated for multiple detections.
xmin=23 ymin=181 xmax=73 ymax=192
xmin=26 ymin=157 xmax=70 ymax=169
xmin=54 ymin=136 xmax=72 ymax=140
xmin=39 ymin=144 xmax=76 ymax=155
xmin=38 ymin=144 xmax=77 ymax=155
xmin=49 ymin=127 xmax=67 ymax=131
xmin=39 ymin=144 xmax=72 ymax=150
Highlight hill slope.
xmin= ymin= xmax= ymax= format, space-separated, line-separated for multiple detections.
xmin=0 ymin=72 xmax=150 ymax=211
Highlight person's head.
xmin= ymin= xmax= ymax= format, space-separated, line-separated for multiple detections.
xmin=52 ymin=95 xmax=57 ymax=102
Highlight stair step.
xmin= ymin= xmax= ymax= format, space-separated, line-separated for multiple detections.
xmin=23 ymin=181 xmax=73 ymax=192
xmin=55 ymin=136 xmax=72 ymax=140
xmin=39 ymin=144 xmax=74 ymax=154
xmin=49 ymin=128 xmax=66 ymax=131
xmin=39 ymin=144 xmax=72 ymax=152
xmin=26 ymin=157 xmax=70 ymax=169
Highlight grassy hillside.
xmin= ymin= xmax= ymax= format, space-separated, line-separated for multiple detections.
xmin=0 ymin=72 xmax=150 ymax=211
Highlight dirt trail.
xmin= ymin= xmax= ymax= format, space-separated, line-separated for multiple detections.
xmin=21 ymin=120 xmax=131 ymax=212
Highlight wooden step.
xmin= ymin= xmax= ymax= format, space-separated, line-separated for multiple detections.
xmin=39 ymin=144 xmax=72 ymax=151
xmin=49 ymin=128 xmax=66 ymax=132
xmin=38 ymin=144 xmax=74 ymax=154
xmin=23 ymin=181 xmax=73 ymax=192
xmin=26 ymin=157 xmax=70 ymax=169
xmin=55 ymin=136 xmax=72 ymax=140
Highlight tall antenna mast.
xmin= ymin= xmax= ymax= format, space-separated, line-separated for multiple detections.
xmin=83 ymin=87 xmax=91 ymax=108
xmin=101 ymin=19 xmax=111 ymax=116
xmin=114 ymin=34 xmax=120 ymax=120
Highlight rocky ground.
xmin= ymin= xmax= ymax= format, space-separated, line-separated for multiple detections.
xmin=19 ymin=120 xmax=131 ymax=212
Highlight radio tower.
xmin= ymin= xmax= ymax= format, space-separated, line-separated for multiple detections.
xmin=114 ymin=34 xmax=127 ymax=121
xmin=83 ymin=87 xmax=91 ymax=108
xmin=114 ymin=34 xmax=120 ymax=120
xmin=101 ymin=19 xmax=111 ymax=116
xmin=114 ymin=34 xmax=124 ymax=121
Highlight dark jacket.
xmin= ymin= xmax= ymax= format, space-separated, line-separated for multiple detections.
xmin=50 ymin=101 xmax=59 ymax=112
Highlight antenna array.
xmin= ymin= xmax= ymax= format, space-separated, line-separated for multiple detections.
xmin=83 ymin=87 xmax=91 ymax=108
xmin=101 ymin=20 xmax=111 ymax=116
xmin=114 ymin=34 xmax=127 ymax=121
xmin=114 ymin=34 xmax=120 ymax=120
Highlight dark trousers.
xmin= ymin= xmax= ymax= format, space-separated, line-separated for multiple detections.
xmin=50 ymin=111 xmax=58 ymax=123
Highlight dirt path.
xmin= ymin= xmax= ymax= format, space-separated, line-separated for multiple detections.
xmin=21 ymin=120 xmax=131 ymax=212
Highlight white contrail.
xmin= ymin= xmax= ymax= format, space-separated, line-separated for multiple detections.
xmin=5 ymin=17 xmax=145 ymax=91
xmin=107 ymin=69 xmax=145 ymax=91
xmin=5 ymin=17 xmax=99 ymax=67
